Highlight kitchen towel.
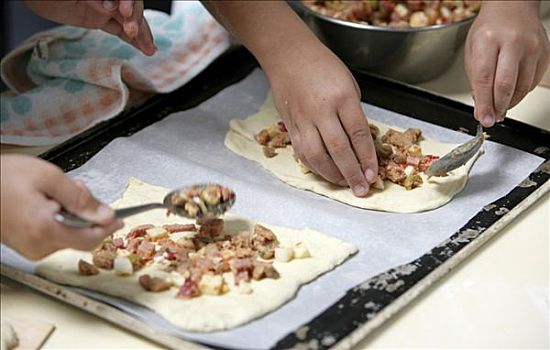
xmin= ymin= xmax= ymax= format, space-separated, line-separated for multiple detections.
xmin=0 ymin=2 xmax=230 ymax=146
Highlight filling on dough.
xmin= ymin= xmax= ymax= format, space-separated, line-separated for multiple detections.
xmin=80 ymin=219 xmax=311 ymax=299
xmin=255 ymin=122 xmax=441 ymax=190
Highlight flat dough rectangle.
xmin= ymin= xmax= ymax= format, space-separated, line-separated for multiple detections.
xmin=225 ymin=93 xmax=479 ymax=213
xmin=36 ymin=178 xmax=357 ymax=332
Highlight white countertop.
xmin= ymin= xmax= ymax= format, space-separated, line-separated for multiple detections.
xmin=1 ymin=17 xmax=549 ymax=350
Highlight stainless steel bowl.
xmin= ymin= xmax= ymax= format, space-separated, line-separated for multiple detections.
xmin=291 ymin=2 xmax=476 ymax=83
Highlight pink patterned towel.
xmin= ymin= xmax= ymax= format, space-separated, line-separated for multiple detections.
xmin=1 ymin=4 xmax=230 ymax=146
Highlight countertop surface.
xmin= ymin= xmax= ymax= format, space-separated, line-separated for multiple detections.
xmin=1 ymin=16 xmax=549 ymax=350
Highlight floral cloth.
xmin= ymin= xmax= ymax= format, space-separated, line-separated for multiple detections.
xmin=1 ymin=3 xmax=230 ymax=146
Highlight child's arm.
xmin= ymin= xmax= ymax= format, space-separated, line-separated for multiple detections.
xmin=465 ymin=0 xmax=549 ymax=127
xmin=204 ymin=1 xmax=378 ymax=196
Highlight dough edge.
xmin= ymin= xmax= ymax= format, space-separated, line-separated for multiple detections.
xmin=36 ymin=178 xmax=357 ymax=332
xmin=224 ymin=93 xmax=478 ymax=213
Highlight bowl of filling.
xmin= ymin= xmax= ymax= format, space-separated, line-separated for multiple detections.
xmin=292 ymin=0 xmax=480 ymax=83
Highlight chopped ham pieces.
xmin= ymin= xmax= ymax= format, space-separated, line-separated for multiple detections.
xmin=113 ymin=238 xmax=125 ymax=249
xmin=177 ymin=279 xmax=201 ymax=299
xmin=253 ymin=123 xmax=291 ymax=157
xmin=126 ymin=224 xmax=154 ymax=239
xmin=251 ymin=224 xmax=278 ymax=259
xmin=126 ymin=237 xmax=143 ymax=254
xmin=78 ymin=259 xmax=99 ymax=276
xmin=418 ymin=155 xmax=440 ymax=172
xmin=197 ymin=218 xmax=224 ymax=238
xmin=138 ymin=274 xmax=172 ymax=292
xmin=136 ymin=241 xmax=156 ymax=260
xmin=231 ymin=258 xmax=254 ymax=284
xmin=382 ymin=128 xmax=422 ymax=149
xmin=92 ymin=250 xmax=116 ymax=270
xmin=83 ymin=217 xmax=305 ymax=299
xmin=256 ymin=120 xmax=441 ymax=190
xmin=162 ymin=224 xmax=196 ymax=233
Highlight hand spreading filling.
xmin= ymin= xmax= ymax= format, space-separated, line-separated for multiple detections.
xmin=255 ymin=121 xmax=440 ymax=190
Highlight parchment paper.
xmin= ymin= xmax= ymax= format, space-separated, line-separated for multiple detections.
xmin=1 ymin=70 xmax=544 ymax=349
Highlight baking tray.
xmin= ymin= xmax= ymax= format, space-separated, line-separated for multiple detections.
xmin=5 ymin=46 xmax=550 ymax=350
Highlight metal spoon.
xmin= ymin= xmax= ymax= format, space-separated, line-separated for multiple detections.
xmin=425 ymin=124 xmax=485 ymax=177
xmin=54 ymin=183 xmax=236 ymax=228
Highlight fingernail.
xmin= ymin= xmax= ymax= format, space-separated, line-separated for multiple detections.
xmin=353 ymin=184 xmax=368 ymax=197
xmin=102 ymin=0 xmax=115 ymax=10
xmin=482 ymin=115 xmax=495 ymax=126
xmin=95 ymin=204 xmax=113 ymax=220
xmin=365 ymin=169 xmax=377 ymax=183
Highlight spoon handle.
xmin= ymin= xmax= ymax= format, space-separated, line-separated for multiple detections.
xmin=114 ymin=203 xmax=165 ymax=219
xmin=54 ymin=203 xmax=165 ymax=228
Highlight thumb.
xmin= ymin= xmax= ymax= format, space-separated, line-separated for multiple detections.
xmin=43 ymin=175 xmax=114 ymax=225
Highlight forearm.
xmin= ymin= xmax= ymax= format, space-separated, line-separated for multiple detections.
xmin=202 ymin=1 xmax=323 ymax=74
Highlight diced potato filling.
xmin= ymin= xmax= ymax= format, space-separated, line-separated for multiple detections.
xmin=199 ymin=274 xmax=225 ymax=295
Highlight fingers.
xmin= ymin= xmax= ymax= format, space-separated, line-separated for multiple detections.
xmin=508 ymin=55 xmax=537 ymax=109
xmin=118 ymin=0 xmax=134 ymax=18
xmin=468 ymin=42 xmax=499 ymax=127
xmin=41 ymin=201 xmax=123 ymax=253
xmin=41 ymin=173 xmax=114 ymax=225
xmin=338 ymin=100 xmax=379 ymax=183
xmin=318 ymin=117 xmax=370 ymax=197
xmin=91 ymin=0 xmax=155 ymax=55
xmin=102 ymin=18 xmax=135 ymax=45
xmin=54 ymin=218 xmax=124 ymax=252
xmin=299 ymin=127 xmax=345 ymax=185
xmin=120 ymin=0 xmax=156 ymax=55
xmin=134 ymin=8 xmax=157 ymax=56
xmin=493 ymin=47 xmax=520 ymax=122
xmin=18 ymin=198 xmax=122 ymax=260
xmin=122 ymin=3 xmax=139 ymax=39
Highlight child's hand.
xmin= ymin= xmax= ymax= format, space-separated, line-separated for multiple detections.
xmin=465 ymin=1 xmax=550 ymax=127
xmin=24 ymin=0 xmax=156 ymax=56
xmin=0 ymin=155 xmax=123 ymax=260
xmin=203 ymin=0 xmax=378 ymax=196
xmin=267 ymin=44 xmax=379 ymax=197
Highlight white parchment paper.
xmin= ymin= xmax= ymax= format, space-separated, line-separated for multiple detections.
xmin=1 ymin=70 xmax=544 ymax=349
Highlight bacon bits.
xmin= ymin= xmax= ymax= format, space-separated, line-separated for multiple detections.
xmin=78 ymin=259 xmax=99 ymax=276
xmin=257 ymin=120 xmax=439 ymax=190
xmin=139 ymin=274 xmax=173 ymax=292
xmin=92 ymin=250 xmax=117 ymax=270
xmin=84 ymin=217 xmax=286 ymax=299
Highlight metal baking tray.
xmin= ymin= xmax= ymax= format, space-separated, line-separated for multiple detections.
xmin=13 ymin=46 xmax=550 ymax=349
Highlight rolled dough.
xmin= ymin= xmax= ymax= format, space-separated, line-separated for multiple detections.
xmin=225 ymin=93 xmax=478 ymax=213
xmin=36 ymin=179 xmax=357 ymax=332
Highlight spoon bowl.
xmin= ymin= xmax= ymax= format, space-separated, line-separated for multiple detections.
xmin=54 ymin=183 xmax=236 ymax=228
